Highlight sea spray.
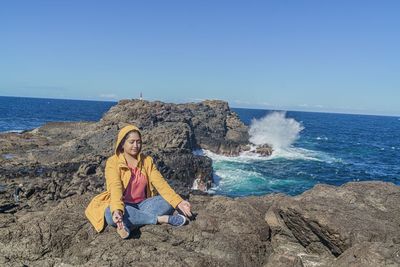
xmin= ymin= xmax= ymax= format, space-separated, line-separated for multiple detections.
xmin=246 ymin=112 xmax=328 ymax=160
xmin=249 ymin=111 xmax=304 ymax=150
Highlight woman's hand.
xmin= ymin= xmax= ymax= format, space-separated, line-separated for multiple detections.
xmin=177 ymin=200 xmax=192 ymax=217
xmin=112 ymin=209 xmax=124 ymax=229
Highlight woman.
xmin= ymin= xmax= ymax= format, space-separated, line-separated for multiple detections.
xmin=85 ymin=125 xmax=192 ymax=239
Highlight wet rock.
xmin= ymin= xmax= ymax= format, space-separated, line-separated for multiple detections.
xmin=255 ymin=144 xmax=273 ymax=156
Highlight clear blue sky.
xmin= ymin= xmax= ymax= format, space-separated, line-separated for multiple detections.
xmin=1 ymin=1 xmax=399 ymax=115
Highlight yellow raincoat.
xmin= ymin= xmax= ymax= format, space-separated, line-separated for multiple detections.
xmin=85 ymin=125 xmax=184 ymax=232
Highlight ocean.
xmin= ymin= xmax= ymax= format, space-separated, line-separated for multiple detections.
xmin=1 ymin=96 xmax=399 ymax=196
xmin=0 ymin=96 xmax=115 ymax=132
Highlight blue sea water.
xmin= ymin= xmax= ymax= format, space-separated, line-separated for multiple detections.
xmin=210 ymin=108 xmax=400 ymax=196
xmin=1 ymin=96 xmax=399 ymax=197
xmin=0 ymin=96 xmax=115 ymax=132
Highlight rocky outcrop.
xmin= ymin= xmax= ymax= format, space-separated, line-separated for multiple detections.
xmin=0 ymin=99 xmax=262 ymax=214
xmin=264 ymin=182 xmax=400 ymax=267
xmin=99 ymin=99 xmax=251 ymax=155
xmin=255 ymin=144 xmax=274 ymax=157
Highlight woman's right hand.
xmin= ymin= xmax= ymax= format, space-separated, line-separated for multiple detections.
xmin=177 ymin=200 xmax=192 ymax=218
xmin=112 ymin=210 xmax=124 ymax=229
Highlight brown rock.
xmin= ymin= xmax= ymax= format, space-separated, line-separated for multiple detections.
xmin=255 ymin=144 xmax=273 ymax=156
xmin=0 ymin=178 xmax=399 ymax=266
xmin=264 ymin=181 xmax=400 ymax=266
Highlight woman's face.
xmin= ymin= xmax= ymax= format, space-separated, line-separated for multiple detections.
xmin=122 ymin=131 xmax=142 ymax=158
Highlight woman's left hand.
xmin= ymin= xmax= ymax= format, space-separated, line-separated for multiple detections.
xmin=177 ymin=200 xmax=192 ymax=217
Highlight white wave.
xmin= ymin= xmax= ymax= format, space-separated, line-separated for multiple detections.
xmin=192 ymin=110 xmax=336 ymax=163
xmin=192 ymin=149 xmax=205 ymax=156
xmin=249 ymin=111 xmax=304 ymax=150
xmin=269 ymin=147 xmax=339 ymax=163
xmin=194 ymin=148 xmax=338 ymax=163
xmin=194 ymin=148 xmax=272 ymax=163
xmin=316 ymin=136 xmax=328 ymax=141
xmin=2 ymin=130 xmax=24 ymax=133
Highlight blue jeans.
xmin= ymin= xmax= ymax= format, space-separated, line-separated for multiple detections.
xmin=105 ymin=195 xmax=174 ymax=229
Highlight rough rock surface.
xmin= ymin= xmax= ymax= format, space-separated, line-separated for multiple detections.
xmin=0 ymin=182 xmax=399 ymax=266
xmin=264 ymin=182 xmax=400 ymax=267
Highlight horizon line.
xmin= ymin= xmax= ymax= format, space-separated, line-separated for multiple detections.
xmin=1 ymin=94 xmax=399 ymax=118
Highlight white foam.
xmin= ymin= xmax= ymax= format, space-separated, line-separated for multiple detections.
xmin=195 ymin=149 xmax=271 ymax=163
xmin=2 ymin=130 xmax=24 ymax=133
xmin=192 ymin=149 xmax=205 ymax=156
xmin=194 ymin=147 xmax=338 ymax=163
xmin=249 ymin=111 xmax=304 ymax=150
xmin=270 ymin=147 xmax=339 ymax=163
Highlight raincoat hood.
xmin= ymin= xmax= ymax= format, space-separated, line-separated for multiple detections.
xmin=115 ymin=125 xmax=141 ymax=155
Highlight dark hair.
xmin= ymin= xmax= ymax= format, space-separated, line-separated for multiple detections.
xmin=117 ymin=130 xmax=142 ymax=154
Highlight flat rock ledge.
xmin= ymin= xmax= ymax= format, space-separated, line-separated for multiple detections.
xmin=0 ymin=181 xmax=399 ymax=267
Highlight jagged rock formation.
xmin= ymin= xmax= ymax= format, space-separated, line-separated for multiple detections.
xmin=264 ymin=181 xmax=400 ymax=266
xmin=0 ymin=99 xmax=262 ymax=214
